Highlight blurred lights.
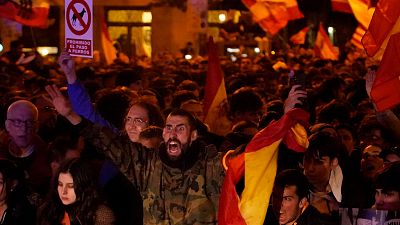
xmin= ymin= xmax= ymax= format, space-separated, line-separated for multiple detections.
xmin=0 ymin=43 xmax=3 ymax=53
xmin=218 ymin=13 xmax=226 ymax=22
xmin=254 ymin=47 xmax=260 ymax=53
xmin=185 ymin=54 xmax=192 ymax=60
xmin=271 ymin=50 xmax=276 ymax=55
xmin=328 ymin=26 xmax=334 ymax=34
xmin=37 ymin=47 xmax=58 ymax=56
xmin=142 ymin=12 xmax=152 ymax=23
xmin=227 ymin=48 xmax=240 ymax=53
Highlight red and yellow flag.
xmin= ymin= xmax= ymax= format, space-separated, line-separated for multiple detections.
xmin=203 ymin=37 xmax=229 ymax=135
xmin=101 ymin=18 xmax=117 ymax=65
xmin=351 ymin=26 xmax=366 ymax=49
xmin=331 ymin=0 xmax=353 ymax=13
xmin=349 ymin=0 xmax=374 ymax=30
xmin=314 ymin=24 xmax=339 ymax=60
xmin=362 ymin=0 xmax=400 ymax=59
xmin=371 ymin=33 xmax=400 ymax=112
xmin=290 ymin=27 xmax=309 ymax=45
xmin=219 ymin=109 xmax=309 ymax=225
xmin=0 ymin=0 xmax=49 ymax=28
xmin=241 ymin=0 xmax=303 ymax=36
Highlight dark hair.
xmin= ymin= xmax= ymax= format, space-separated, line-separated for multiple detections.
xmin=115 ymin=68 xmax=143 ymax=87
xmin=275 ymin=169 xmax=311 ymax=200
xmin=374 ymin=161 xmax=400 ymax=192
xmin=170 ymin=90 xmax=198 ymax=109
xmin=305 ymin=132 xmax=343 ymax=161
xmin=95 ymin=88 xmax=133 ymax=130
xmin=48 ymin=136 xmax=80 ymax=164
xmin=168 ymin=108 xmax=197 ymax=131
xmin=0 ymin=159 xmax=23 ymax=204
xmin=38 ymin=158 xmax=99 ymax=225
xmin=130 ymin=101 xmax=165 ymax=127
xmin=229 ymin=87 xmax=263 ymax=117
xmin=139 ymin=125 xmax=163 ymax=139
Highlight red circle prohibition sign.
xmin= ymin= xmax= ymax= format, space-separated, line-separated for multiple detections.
xmin=66 ymin=0 xmax=91 ymax=36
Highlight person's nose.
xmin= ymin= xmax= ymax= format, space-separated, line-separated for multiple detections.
xmin=375 ymin=193 xmax=384 ymax=205
xmin=62 ymin=186 xmax=68 ymax=195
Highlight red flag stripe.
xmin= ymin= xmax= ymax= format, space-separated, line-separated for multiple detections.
xmin=218 ymin=109 xmax=309 ymax=225
xmin=371 ymin=33 xmax=400 ymax=111
xmin=331 ymin=0 xmax=353 ymax=13
xmin=203 ymin=37 xmax=224 ymax=117
xmin=362 ymin=0 xmax=400 ymax=57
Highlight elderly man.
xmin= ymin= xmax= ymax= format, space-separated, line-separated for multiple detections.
xmin=1 ymin=100 xmax=51 ymax=197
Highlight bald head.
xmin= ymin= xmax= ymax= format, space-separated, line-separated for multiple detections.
xmin=5 ymin=100 xmax=39 ymax=148
xmin=7 ymin=100 xmax=39 ymax=120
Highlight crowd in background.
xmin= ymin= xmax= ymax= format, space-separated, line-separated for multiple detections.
xmin=0 ymin=38 xmax=399 ymax=225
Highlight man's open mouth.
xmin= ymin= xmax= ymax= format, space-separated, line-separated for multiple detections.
xmin=168 ymin=140 xmax=181 ymax=154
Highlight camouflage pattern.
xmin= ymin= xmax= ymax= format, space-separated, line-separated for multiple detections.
xmin=80 ymin=122 xmax=225 ymax=225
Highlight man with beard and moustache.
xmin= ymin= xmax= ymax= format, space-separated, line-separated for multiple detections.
xmin=44 ymin=83 xmax=306 ymax=225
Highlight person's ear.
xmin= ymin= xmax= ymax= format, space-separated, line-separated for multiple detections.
xmin=5 ymin=120 xmax=11 ymax=132
xmin=191 ymin=129 xmax=198 ymax=141
xmin=331 ymin=157 xmax=339 ymax=169
xmin=299 ymin=197 xmax=307 ymax=208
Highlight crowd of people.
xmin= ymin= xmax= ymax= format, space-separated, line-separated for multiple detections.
xmin=0 ymin=38 xmax=399 ymax=225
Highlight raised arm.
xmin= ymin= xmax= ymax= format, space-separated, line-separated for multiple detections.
xmin=44 ymin=85 xmax=150 ymax=189
xmin=58 ymin=51 xmax=118 ymax=132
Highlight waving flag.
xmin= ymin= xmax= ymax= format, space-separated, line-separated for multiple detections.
xmin=351 ymin=26 xmax=366 ymax=49
xmin=219 ymin=109 xmax=309 ymax=225
xmin=290 ymin=27 xmax=309 ymax=45
xmin=203 ymin=37 xmax=229 ymax=136
xmin=331 ymin=0 xmax=353 ymax=13
xmin=371 ymin=33 xmax=400 ymax=112
xmin=349 ymin=0 xmax=374 ymax=29
xmin=101 ymin=18 xmax=117 ymax=65
xmin=241 ymin=0 xmax=303 ymax=36
xmin=362 ymin=0 xmax=400 ymax=59
xmin=0 ymin=0 xmax=50 ymax=28
xmin=314 ymin=24 xmax=339 ymax=60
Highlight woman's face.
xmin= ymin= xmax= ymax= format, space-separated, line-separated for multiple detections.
xmin=58 ymin=172 xmax=76 ymax=205
xmin=125 ymin=105 xmax=149 ymax=142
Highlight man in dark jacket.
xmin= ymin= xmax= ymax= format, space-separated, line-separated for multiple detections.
xmin=272 ymin=169 xmax=337 ymax=225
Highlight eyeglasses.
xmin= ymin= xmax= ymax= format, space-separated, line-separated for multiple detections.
xmin=125 ymin=117 xmax=148 ymax=127
xmin=7 ymin=119 xmax=37 ymax=128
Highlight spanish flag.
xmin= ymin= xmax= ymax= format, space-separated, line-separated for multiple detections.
xmin=241 ymin=0 xmax=303 ymax=36
xmin=351 ymin=26 xmax=366 ymax=49
xmin=101 ymin=18 xmax=117 ymax=65
xmin=331 ymin=0 xmax=353 ymax=13
xmin=290 ymin=27 xmax=309 ymax=45
xmin=349 ymin=0 xmax=374 ymax=30
xmin=0 ymin=0 xmax=50 ymax=28
xmin=219 ymin=109 xmax=309 ymax=225
xmin=370 ymin=33 xmax=400 ymax=112
xmin=314 ymin=24 xmax=339 ymax=60
xmin=362 ymin=0 xmax=400 ymax=59
xmin=203 ymin=37 xmax=229 ymax=136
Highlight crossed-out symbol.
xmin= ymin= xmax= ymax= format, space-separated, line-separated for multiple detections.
xmin=66 ymin=0 xmax=91 ymax=36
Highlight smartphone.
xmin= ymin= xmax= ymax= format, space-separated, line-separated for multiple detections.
xmin=288 ymin=70 xmax=307 ymax=109
xmin=288 ymin=70 xmax=306 ymax=90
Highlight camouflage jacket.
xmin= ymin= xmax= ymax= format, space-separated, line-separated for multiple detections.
xmin=79 ymin=121 xmax=225 ymax=225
